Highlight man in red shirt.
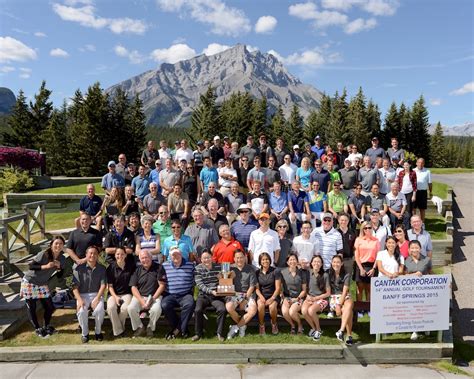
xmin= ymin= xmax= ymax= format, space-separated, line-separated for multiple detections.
xmin=211 ymin=224 xmax=243 ymax=264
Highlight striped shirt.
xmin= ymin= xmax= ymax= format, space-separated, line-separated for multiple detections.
xmin=194 ymin=262 xmax=221 ymax=295
xmin=311 ymin=227 xmax=343 ymax=270
xmin=160 ymin=260 xmax=195 ymax=296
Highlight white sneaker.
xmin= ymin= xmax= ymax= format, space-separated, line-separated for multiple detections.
xmin=239 ymin=325 xmax=247 ymax=338
xmin=308 ymin=328 xmax=315 ymax=338
xmin=327 ymin=312 xmax=335 ymax=319
xmin=227 ymin=325 xmax=239 ymax=340
xmin=410 ymin=332 xmax=419 ymax=341
xmin=313 ymin=330 xmax=322 ymax=341
xmin=357 ymin=312 xmax=364 ymax=319
xmin=335 ymin=330 xmax=344 ymax=342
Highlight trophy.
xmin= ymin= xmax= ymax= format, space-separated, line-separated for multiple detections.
xmin=216 ymin=262 xmax=235 ymax=296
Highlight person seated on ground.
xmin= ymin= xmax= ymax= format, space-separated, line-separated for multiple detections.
xmin=307 ymin=181 xmax=328 ymax=229
xmin=159 ymin=247 xmax=196 ymax=340
xmin=302 ymin=255 xmax=331 ymax=342
xmin=201 ymin=182 xmax=226 ymax=216
xmin=192 ymin=249 xmax=226 ymax=342
xmin=152 ymin=205 xmax=172 ymax=241
xmin=100 ymin=186 xmax=125 ymax=232
xmin=76 ymin=184 xmax=102 ymax=230
xmin=404 ymin=240 xmax=433 ymax=341
xmin=72 ymin=245 xmax=106 ymax=343
xmin=386 ymin=182 xmax=410 ymax=230
xmin=328 ymin=254 xmax=354 ymax=346
xmin=226 ymin=249 xmax=258 ymax=340
xmin=185 ymin=208 xmax=219 ymax=259
xmin=143 ymin=182 xmax=166 ymax=221
xmin=248 ymin=212 xmax=280 ymax=268
xmin=205 ymin=198 xmax=229 ymax=235
xmin=268 ymin=181 xmax=288 ymax=229
xmin=122 ymin=185 xmax=141 ymax=217
xmin=280 ymin=253 xmax=307 ymax=335
xmin=288 ymin=180 xmax=311 ymax=236
xmin=167 ymin=183 xmax=190 ymax=229
xmin=337 ymin=212 xmax=356 ymax=278
xmin=136 ymin=215 xmax=161 ymax=264
xmin=106 ymin=247 xmax=135 ymax=338
xmin=348 ymin=184 xmax=367 ymax=231
xmin=255 ymin=252 xmax=281 ymax=336
xmin=407 ymin=215 xmax=433 ymax=259
xmin=354 ymin=221 xmax=380 ymax=309
xmin=66 ymin=213 xmax=102 ymax=268
xmin=128 ymin=250 xmax=165 ymax=338
xmin=247 ymin=181 xmax=269 ymax=220
xmin=104 ymin=214 xmax=136 ymax=265
xmin=211 ymin=224 xmax=244 ymax=264
xmin=127 ymin=211 xmax=143 ymax=237
xmin=366 ymin=183 xmax=390 ymax=227
xmin=218 ymin=157 xmax=238 ymax=197
xmin=292 ymin=221 xmax=319 ymax=269
xmin=101 ymin=161 xmax=125 ymax=195
xmin=21 ymin=236 xmax=66 ymax=338
xmin=161 ymin=219 xmax=196 ymax=262
xmin=131 ymin=165 xmax=151 ymax=201
xmin=225 ymin=182 xmax=246 ymax=225
xmin=376 ymin=236 xmax=404 ymax=280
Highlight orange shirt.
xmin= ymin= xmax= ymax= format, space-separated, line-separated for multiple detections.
xmin=212 ymin=238 xmax=244 ymax=264
xmin=354 ymin=236 xmax=380 ymax=263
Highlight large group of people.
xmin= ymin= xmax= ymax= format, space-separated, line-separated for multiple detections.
xmin=21 ymin=134 xmax=436 ymax=344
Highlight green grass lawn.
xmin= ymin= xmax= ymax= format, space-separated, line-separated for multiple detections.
xmin=432 ymin=181 xmax=449 ymax=199
xmin=424 ymin=215 xmax=447 ymax=240
xmin=431 ymin=168 xmax=474 ymax=175
xmin=29 ymin=182 xmax=104 ymax=195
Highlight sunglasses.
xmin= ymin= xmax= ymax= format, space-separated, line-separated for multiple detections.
xmin=239 ymin=210 xmax=249 ymax=213
xmin=159 ymin=212 xmax=167 ymax=215
xmin=241 ymin=159 xmax=248 ymax=162
xmin=323 ymin=218 xmax=332 ymax=222
xmin=171 ymin=226 xmax=181 ymax=229
xmin=364 ymin=227 xmax=372 ymax=230
xmin=395 ymin=230 xmax=403 ymax=233
xmin=277 ymin=225 xmax=287 ymax=229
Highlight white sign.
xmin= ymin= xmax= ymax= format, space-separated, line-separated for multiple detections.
xmin=370 ymin=274 xmax=450 ymax=334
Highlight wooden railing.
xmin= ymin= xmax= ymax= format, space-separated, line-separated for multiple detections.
xmin=0 ymin=201 xmax=46 ymax=274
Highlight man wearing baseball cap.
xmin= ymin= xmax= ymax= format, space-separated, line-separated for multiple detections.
xmin=210 ymin=136 xmax=224 ymax=166
xmin=101 ymin=161 xmax=125 ymax=194
xmin=365 ymin=137 xmax=386 ymax=167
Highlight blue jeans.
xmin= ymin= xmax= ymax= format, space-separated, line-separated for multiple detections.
xmin=161 ymin=293 xmax=195 ymax=334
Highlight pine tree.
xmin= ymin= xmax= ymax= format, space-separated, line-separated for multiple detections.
xmin=128 ymin=95 xmax=147 ymax=163
xmin=42 ymin=102 xmax=69 ymax=175
xmin=398 ymin=103 xmax=411 ymax=152
xmin=347 ymin=87 xmax=370 ymax=151
xmin=30 ymin=80 xmax=53 ymax=150
xmin=410 ymin=95 xmax=431 ymax=165
xmin=271 ymin=105 xmax=286 ymax=143
xmin=286 ymin=104 xmax=304 ymax=146
xmin=4 ymin=90 xmax=32 ymax=147
xmin=188 ymin=85 xmax=220 ymax=143
xmin=109 ymin=88 xmax=131 ymax=160
xmin=251 ymin=96 xmax=268 ymax=142
xmin=315 ymin=94 xmax=332 ymax=143
xmin=328 ymin=89 xmax=350 ymax=148
xmin=430 ymin=122 xmax=447 ymax=168
xmin=366 ymin=99 xmax=381 ymax=140
xmin=382 ymin=102 xmax=400 ymax=148
xmin=304 ymin=110 xmax=319 ymax=143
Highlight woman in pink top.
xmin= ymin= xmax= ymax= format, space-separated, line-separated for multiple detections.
xmin=354 ymin=221 xmax=380 ymax=305
xmin=397 ymin=161 xmax=417 ymax=216
xmin=393 ymin=224 xmax=409 ymax=258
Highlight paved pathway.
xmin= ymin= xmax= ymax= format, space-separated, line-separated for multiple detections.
xmin=433 ymin=173 xmax=474 ymax=343
xmin=1 ymin=363 xmax=470 ymax=378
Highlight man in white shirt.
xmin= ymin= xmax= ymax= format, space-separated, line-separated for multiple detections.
xmin=248 ymin=213 xmax=280 ymax=268
xmin=386 ymin=182 xmax=409 ymax=230
xmin=218 ymin=157 xmax=238 ymax=197
xmin=174 ymin=139 xmax=194 ymax=165
xmin=413 ymin=158 xmax=432 ymax=222
xmin=407 ymin=215 xmax=433 ymax=258
xmin=378 ymin=158 xmax=396 ymax=195
xmin=310 ymin=213 xmax=343 ymax=271
xmin=348 ymin=144 xmax=363 ymax=167
xmin=278 ymin=154 xmax=298 ymax=192
xmin=292 ymin=221 xmax=319 ymax=269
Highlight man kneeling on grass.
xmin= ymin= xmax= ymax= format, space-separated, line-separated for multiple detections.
xmin=72 ymin=245 xmax=106 ymax=343
xmin=226 ymin=249 xmax=257 ymax=340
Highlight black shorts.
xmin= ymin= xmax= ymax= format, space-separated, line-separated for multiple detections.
xmin=355 ymin=262 xmax=377 ymax=284
xmin=414 ymin=190 xmax=428 ymax=210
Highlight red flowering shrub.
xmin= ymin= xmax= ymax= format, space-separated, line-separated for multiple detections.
xmin=0 ymin=146 xmax=43 ymax=171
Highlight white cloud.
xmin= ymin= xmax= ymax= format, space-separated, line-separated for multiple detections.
xmin=268 ymin=47 xmax=341 ymax=67
xmin=429 ymin=98 xmax=442 ymax=106
xmin=344 ymin=17 xmax=377 ymax=34
xmin=157 ymin=0 xmax=251 ymax=37
xmin=114 ymin=44 xmax=146 ymax=64
xmin=321 ymin=0 xmax=399 ymax=16
xmin=450 ymin=82 xmax=474 ymax=96
xmin=288 ymin=2 xmax=319 ymax=20
xmin=34 ymin=31 xmax=47 ymax=37
xmin=246 ymin=45 xmax=259 ymax=53
xmin=255 ymin=15 xmax=277 ymax=34
xmin=150 ymin=43 xmax=196 ymax=64
xmin=0 ymin=36 xmax=37 ymax=63
xmin=289 ymin=3 xmax=348 ymax=28
xmin=19 ymin=67 xmax=31 ymax=79
xmin=0 ymin=66 xmax=15 ymax=73
xmin=268 ymin=49 xmax=285 ymax=62
xmin=202 ymin=43 xmax=230 ymax=56
xmin=50 ymin=48 xmax=70 ymax=57
xmin=52 ymin=3 xmax=148 ymax=34
xmin=79 ymin=43 xmax=96 ymax=52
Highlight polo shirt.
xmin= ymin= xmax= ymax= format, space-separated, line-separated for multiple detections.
xmin=292 ymin=235 xmax=319 ymax=264
xmin=162 ymin=234 xmax=195 ymax=261
xmin=218 ymin=167 xmax=238 ymax=188
xmin=106 ymin=260 xmax=135 ymax=295
xmin=358 ymin=167 xmax=379 ymax=192
xmin=407 ymin=228 xmax=433 ymax=257
xmin=148 ymin=169 xmax=161 ymax=189
xmin=225 ymin=192 xmax=246 ymax=214
xmin=365 ymin=147 xmax=386 ymax=166
xmin=101 ymin=173 xmax=125 ymax=190
xmin=141 ymin=149 xmax=160 ymax=169
xmin=378 ymin=168 xmax=396 ymax=194
xmin=279 ymin=163 xmax=298 ymax=184
xmin=327 ymin=190 xmax=348 ymax=213
xmin=247 ymin=191 xmax=268 ymax=214
xmin=330 ymin=273 xmax=350 ymax=295
xmin=131 ymin=175 xmax=151 ymax=200
xmin=103 ymin=227 xmax=136 ymax=264
xmin=348 ymin=193 xmax=367 ymax=213
xmin=212 ymin=238 xmax=243 ymax=264
xmin=129 ymin=261 xmax=161 ymax=297
xmin=311 ymin=145 xmax=325 ymax=158
xmin=231 ymin=264 xmax=257 ymax=294
xmin=66 ymin=227 xmax=102 ymax=259
xmin=206 ymin=214 xmax=229 ymax=235
xmin=404 ymin=255 xmax=432 ymax=274
xmin=386 ymin=192 xmax=407 ymax=212
xmin=200 ymin=167 xmax=219 ymax=191
xmin=308 ymin=190 xmax=327 ymax=213
xmin=152 ymin=219 xmax=172 ymax=241
xmin=387 ymin=148 xmax=405 ymax=162
xmin=248 ymin=228 xmax=280 ymax=267
xmin=339 ymin=168 xmax=357 ymax=190
xmin=366 ymin=193 xmax=387 ymax=211
xmin=274 ymin=148 xmax=290 ymax=167
xmin=269 ymin=191 xmax=288 ymax=213
xmin=210 ymin=146 xmax=225 ymax=165
xmin=175 ymin=148 xmax=194 ymax=163
xmin=201 ymin=191 xmax=225 ymax=209
xmin=247 ymin=167 xmax=267 ymax=188
xmin=73 ymin=262 xmax=106 ymax=294
xmin=310 ymin=169 xmax=330 ymax=193
xmin=338 ymin=228 xmax=356 ymax=259
xmin=372 ymin=223 xmax=391 ymax=248
xmin=79 ymin=195 xmax=102 ymax=216
xmin=240 ymin=145 xmax=259 ymax=164
xmin=354 ymin=236 xmax=380 ymax=263
xmin=159 ymin=259 xmax=195 ymax=295
xmin=307 ymin=272 xmax=330 ymax=297
xmin=296 ymin=167 xmax=313 ymax=189
xmin=266 ymin=167 xmax=281 ymax=187
xmin=195 ymin=262 xmax=221 ymax=295
xmin=160 ymin=168 xmax=179 ymax=189
xmin=185 ymin=223 xmax=219 ymax=256
xmin=414 ymin=167 xmax=432 ymax=190
xmin=143 ymin=193 xmax=166 ymax=215
xmin=231 ymin=219 xmax=258 ymax=249
xmin=168 ymin=192 xmax=189 ymax=214
xmin=311 ymin=227 xmax=343 ymax=270
xmin=23 ymin=251 xmax=66 ymax=286
xmin=256 ymin=267 xmax=281 ymax=298
xmin=288 ymin=190 xmax=309 ymax=213
xmin=280 ymin=267 xmax=307 ymax=298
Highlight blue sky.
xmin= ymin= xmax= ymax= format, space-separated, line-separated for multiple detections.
xmin=0 ymin=0 xmax=473 ymax=127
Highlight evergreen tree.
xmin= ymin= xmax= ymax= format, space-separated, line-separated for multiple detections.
xmin=328 ymin=89 xmax=350 ymax=148
xmin=286 ymin=104 xmax=304 ymax=146
xmin=398 ymin=103 xmax=411 ymax=152
xmin=128 ymin=95 xmax=147 ymax=163
xmin=188 ymin=85 xmax=220 ymax=143
xmin=315 ymin=93 xmax=332 ymax=143
xmin=42 ymin=102 xmax=69 ymax=175
xmin=304 ymin=110 xmax=319 ymax=143
xmin=347 ymin=87 xmax=370 ymax=151
xmin=271 ymin=105 xmax=286 ymax=144
xmin=410 ymin=95 xmax=431 ymax=165
xmin=366 ymin=99 xmax=381 ymax=140
xmin=29 ymin=80 xmax=53 ymax=150
xmin=4 ymin=90 xmax=32 ymax=147
xmin=430 ymin=122 xmax=447 ymax=168
xmin=382 ymin=102 xmax=400 ymax=148
xmin=251 ymin=96 xmax=268 ymax=142
xmin=109 ymin=88 xmax=131 ymax=159
xmin=220 ymin=92 xmax=253 ymax=144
